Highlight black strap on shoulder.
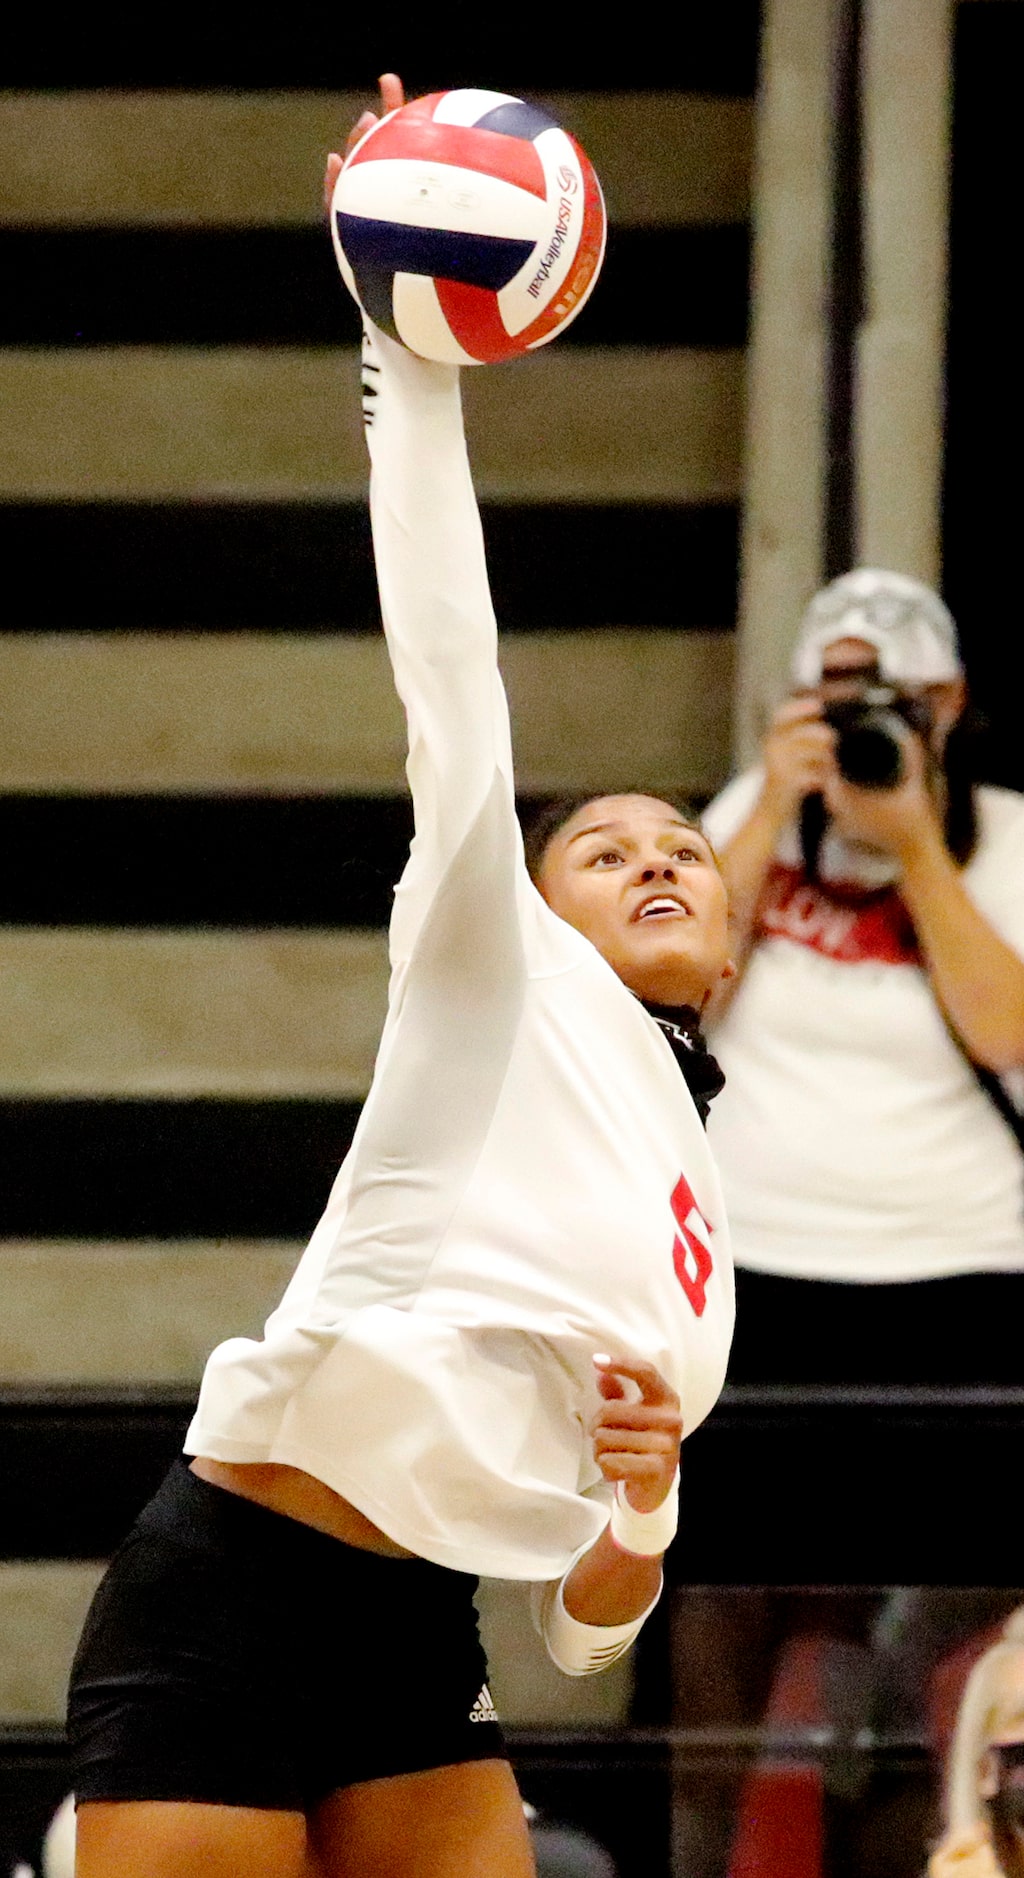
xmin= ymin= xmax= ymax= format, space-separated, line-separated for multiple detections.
xmin=641 ymin=1002 xmax=726 ymax=1129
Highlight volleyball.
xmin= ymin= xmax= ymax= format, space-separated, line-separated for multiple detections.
xmin=331 ymin=89 xmax=606 ymax=365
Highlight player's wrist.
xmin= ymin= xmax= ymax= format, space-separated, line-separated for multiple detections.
xmin=608 ymin=1470 xmax=679 ymax=1556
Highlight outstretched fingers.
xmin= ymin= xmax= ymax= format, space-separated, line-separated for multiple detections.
xmin=378 ymin=72 xmax=405 ymax=115
xmin=323 ymin=150 xmax=345 ymax=213
xmin=325 ymin=73 xmax=408 ymax=211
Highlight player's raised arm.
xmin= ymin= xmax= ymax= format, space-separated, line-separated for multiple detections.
xmin=325 ymin=80 xmax=517 ymax=969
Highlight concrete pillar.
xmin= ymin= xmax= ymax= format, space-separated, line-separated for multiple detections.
xmin=856 ymin=0 xmax=954 ymax=583
xmin=734 ymin=0 xmax=839 ymax=765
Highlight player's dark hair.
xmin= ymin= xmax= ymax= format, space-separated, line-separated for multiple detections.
xmin=521 ymin=792 xmax=706 ymax=883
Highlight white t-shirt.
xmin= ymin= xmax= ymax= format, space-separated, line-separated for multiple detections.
xmin=703 ymin=768 xmax=1024 ymax=1281
xmin=185 ymin=333 xmax=734 ymax=1581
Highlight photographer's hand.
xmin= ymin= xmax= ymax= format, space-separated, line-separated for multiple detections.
xmin=762 ymin=695 xmax=837 ymax=825
xmin=707 ymin=697 xmax=836 ymax=1012
xmin=821 ymin=730 xmax=1024 ymax=1071
xmin=822 ymin=721 xmax=941 ymax=861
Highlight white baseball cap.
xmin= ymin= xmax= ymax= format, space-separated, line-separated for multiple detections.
xmin=791 ymin=568 xmax=961 ymax=688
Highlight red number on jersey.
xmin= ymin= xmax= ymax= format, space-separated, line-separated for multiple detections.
xmin=671 ymin=1174 xmax=714 ymax=1317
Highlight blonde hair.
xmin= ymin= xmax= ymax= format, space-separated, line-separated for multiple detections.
xmin=944 ymin=1609 xmax=1024 ymax=1838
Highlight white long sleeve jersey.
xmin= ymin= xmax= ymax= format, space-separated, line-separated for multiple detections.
xmin=185 ymin=332 xmax=734 ymax=1582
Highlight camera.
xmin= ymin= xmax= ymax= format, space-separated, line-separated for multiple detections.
xmin=822 ymin=685 xmax=933 ymax=789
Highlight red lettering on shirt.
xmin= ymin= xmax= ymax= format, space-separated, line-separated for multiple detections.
xmin=757 ymin=863 xmax=921 ymax=965
xmin=671 ymin=1174 xmax=714 ymax=1317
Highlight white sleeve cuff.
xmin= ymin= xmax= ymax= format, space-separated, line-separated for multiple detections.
xmin=609 ymin=1471 xmax=679 ymax=1557
xmin=532 ymin=1570 xmax=663 ymax=1678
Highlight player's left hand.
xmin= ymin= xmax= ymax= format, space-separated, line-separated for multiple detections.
xmin=591 ymin=1356 xmax=683 ymax=1515
xmin=324 ymin=72 xmax=406 ymax=213
xmin=822 ymin=724 xmax=943 ymax=862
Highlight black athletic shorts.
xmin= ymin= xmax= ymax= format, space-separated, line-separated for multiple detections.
xmin=68 ymin=1459 xmax=507 ymax=1811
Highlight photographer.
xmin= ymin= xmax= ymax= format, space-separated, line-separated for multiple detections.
xmin=702 ymin=568 xmax=1024 ymax=1385
xmin=671 ymin=571 xmax=1024 ymax=1875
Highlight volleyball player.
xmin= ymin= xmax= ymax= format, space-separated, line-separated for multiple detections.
xmin=67 ymin=79 xmax=736 ymax=1878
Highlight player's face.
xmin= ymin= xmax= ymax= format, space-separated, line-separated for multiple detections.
xmin=537 ymin=795 xmax=734 ymax=1009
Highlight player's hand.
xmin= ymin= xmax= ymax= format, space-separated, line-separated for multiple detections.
xmin=324 ymin=73 xmax=406 ymax=213
xmin=591 ymin=1356 xmax=683 ymax=1515
xmin=759 ymin=694 xmax=837 ymax=823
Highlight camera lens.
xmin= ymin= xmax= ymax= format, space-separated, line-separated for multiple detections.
xmin=823 ymin=701 xmax=907 ymax=789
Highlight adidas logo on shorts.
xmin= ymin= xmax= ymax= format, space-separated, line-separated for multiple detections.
xmin=468 ymin=1684 xmax=499 ymax=1724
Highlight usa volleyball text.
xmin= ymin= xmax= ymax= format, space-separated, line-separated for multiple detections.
xmin=526 ymin=197 xmax=575 ymax=297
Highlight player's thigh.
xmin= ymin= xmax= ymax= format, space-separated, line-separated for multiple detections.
xmin=308 ymin=1758 xmax=536 ymax=1878
xmin=75 ymin=1798 xmax=310 ymax=1878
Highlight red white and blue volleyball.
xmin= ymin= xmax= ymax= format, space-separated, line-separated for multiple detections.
xmin=331 ymin=89 xmax=607 ymax=364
